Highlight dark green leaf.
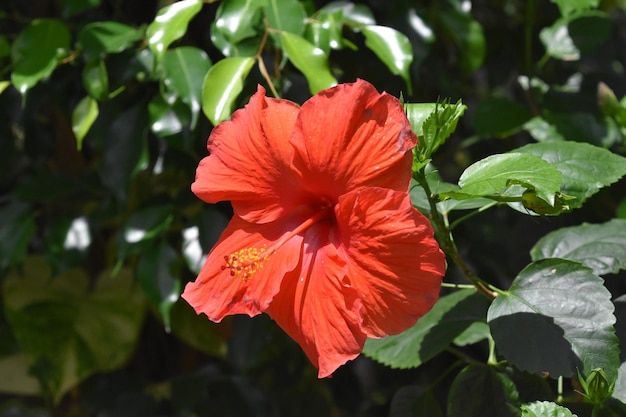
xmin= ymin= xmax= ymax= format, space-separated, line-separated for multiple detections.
xmin=472 ymin=97 xmax=533 ymax=136
xmin=447 ymin=364 xmax=520 ymax=417
xmin=361 ymin=25 xmax=413 ymax=93
xmin=11 ymin=19 xmax=71 ymax=95
xmin=0 ymin=353 xmax=41 ymax=396
xmin=516 ymin=142 xmax=626 ymax=209
xmin=521 ymin=401 xmax=577 ymax=417
xmin=148 ymin=94 xmax=188 ymax=137
xmin=60 ymin=0 xmax=101 ymax=16
xmin=82 ymin=59 xmax=109 ymax=100
xmin=77 ymin=21 xmax=142 ymax=61
xmin=3 ymin=257 xmax=145 ymax=403
xmin=280 ymin=32 xmax=337 ymax=94
xmin=119 ymin=205 xmax=174 ymax=248
xmin=0 ymin=202 xmax=35 ymax=270
xmin=551 ymin=0 xmax=598 ymax=15
xmin=263 ymin=0 xmax=307 ymax=43
xmin=213 ymin=0 xmax=265 ymax=44
xmin=201 ymin=56 xmax=255 ymax=125
xmin=530 ymin=219 xmax=626 ymax=276
xmin=137 ymin=242 xmax=181 ymax=332
xmin=71 ymin=96 xmax=98 ymax=150
xmin=161 ymin=46 xmax=212 ymax=128
xmin=363 ymin=289 xmax=491 ymax=369
xmin=443 ymin=153 xmax=562 ymax=206
xmin=439 ymin=8 xmax=485 ymax=74
xmin=146 ymin=0 xmax=203 ymax=63
xmin=169 ymin=300 xmax=227 ymax=357
xmin=488 ymin=259 xmax=619 ymax=382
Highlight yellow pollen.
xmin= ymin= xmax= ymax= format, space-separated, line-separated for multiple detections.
xmin=222 ymin=244 xmax=270 ymax=281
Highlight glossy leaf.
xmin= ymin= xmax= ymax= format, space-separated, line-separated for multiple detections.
xmin=363 ymin=289 xmax=491 ymax=369
xmin=201 ymin=56 xmax=255 ymax=125
xmin=162 ymin=46 xmax=212 ymax=128
xmin=516 ymin=141 xmax=626 ymax=209
xmin=212 ymin=0 xmax=265 ymax=44
xmin=263 ymin=0 xmax=307 ymax=42
xmin=77 ymin=21 xmax=142 ymax=61
xmin=119 ymin=205 xmax=174 ymax=248
xmin=11 ymin=19 xmax=71 ymax=95
xmin=71 ymin=96 xmax=99 ymax=149
xmin=305 ymin=10 xmax=344 ymax=53
xmin=210 ymin=20 xmax=263 ymax=57
xmin=137 ymin=242 xmax=181 ymax=332
xmin=361 ymin=25 xmax=413 ymax=93
xmin=472 ymin=97 xmax=533 ymax=136
xmin=444 ymin=153 xmax=563 ymax=206
xmin=488 ymin=259 xmax=619 ymax=382
xmin=146 ymin=0 xmax=203 ymax=63
xmin=521 ymin=401 xmax=577 ymax=417
xmin=148 ymin=94 xmax=189 ymax=137
xmin=447 ymin=365 xmax=520 ymax=417
xmin=82 ymin=59 xmax=109 ymax=100
xmin=530 ymin=219 xmax=626 ymax=276
xmin=3 ymin=257 xmax=145 ymax=403
xmin=320 ymin=1 xmax=376 ymax=25
xmin=280 ymin=32 xmax=337 ymax=94
xmin=540 ymin=11 xmax=610 ymax=61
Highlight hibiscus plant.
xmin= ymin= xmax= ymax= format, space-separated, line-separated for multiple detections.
xmin=1 ymin=1 xmax=626 ymax=417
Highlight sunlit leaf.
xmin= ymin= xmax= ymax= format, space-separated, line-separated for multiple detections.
xmin=361 ymin=25 xmax=413 ymax=93
xmin=201 ymin=56 xmax=255 ymax=125
xmin=77 ymin=21 xmax=142 ymax=61
xmin=443 ymin=153 xmax=562 ymax=206
xmin=516 ymin=141 xmax=626 ymax=209
xmin=148 ymin=94 xmax=189 ymax=137
xmin=488 ymin=259 xmax=619 ymax=382
xmin=280 ymin=32 xmax=337 ymax=94
xmin=521 ymin=401 xmax=577 ymax=417
xmin=213 ymin=0 xmax=265 ymax=44
xmin=447 ymin=365 xmax=520 ymax=417
xmin=551 ymin=0 xmax=598 ymax=16
xmin=146 ymin=0 xmax=203 ymax=63
xmin=263 ymin=0 xmax=307 ymax=44
xmin=162 ymin=46 xmax=212 ymax=128
xmin=414 ymin=99 xmax=466 ymax=167
xmin=305 ymin=10 xmax=344 ymax=53
xmin=71 ymin=96 xmax=99 ymax=149
xmin=319 ymin=1 xmax=376 ymax=25
xmin=530 ymin=219 xmax=626 ymax=276
xmin=540 ymin=11 xmax=610 ymax=61
xmin=3 ymin=257 xmax=145 ymax=403
xmin=11 ymin=19 xmax=71 ymax=95
xmin=363 ymin=289 xmax=491 ymax=369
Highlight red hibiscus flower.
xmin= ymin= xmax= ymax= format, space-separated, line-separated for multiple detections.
xmin=183 ymin=79 xmax=446 ymax=378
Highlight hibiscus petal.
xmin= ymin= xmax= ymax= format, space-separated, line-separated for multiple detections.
xmin=191 ymin=86 xmax=306 ymax=223
xmin=266 ymin=222 xmax=366 ymax=378
xmin=335 ymin=187 xmax=446 ymax=337
xmin=182 ymin=211 xmax=305 ymax=322
xmin=290 ymin=79 xmax=417 ymax=200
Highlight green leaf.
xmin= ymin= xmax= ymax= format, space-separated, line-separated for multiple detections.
xmin=447 ymin=365 xmax=520 ymax=417
xmin=444 ymin=153 xmax=563 ymax=206
xmin=11 ymin=19 xmax=71 ymax=95
xmin=523 ymin=117 xmax=566 ymax=142
xmin=263 ymin=0 xmax=307 ymax=43
xmin=439 ymin=7 xmax=485 ymax=74
xmin=148 ymin=94 xmax=189 ymax=137
xmin=169 ymin=300 xmax=227 ymax=357
xmin=305 ymin=10 xmax=344 ymax=53
xmin=77 ymin=21 xmax=142 ymax=61
xmin=137 ymin=242 xmax=181 ymax=332
xmin=213 ymin=0 xmax=265 ymax=44
xmin=319 ymin=1 xmax=376 ymax=25
xmin=551 ymin=0 xmax=598 ymax=16
xmin=81 ymin=59 xmax=109 ymax=100
xmin=516 ymin=142 xmax=626 ymax=209
xmin=0 ymin=202 xmax=35 ymax=270
xmin=414 ymin=99 xmax=466 ymax=167
xmin=146 ymin=0 xmax=203 ymax=63
xmin=280 ymin=32 xmax=337 ymax=94
xmin=201 ymin=56 xmax=255 ymax=125
xmin=363 ymin=289 xmax=491 ymax=369
xmin=60 ymin=0 xmax=101 ymax=16
xmin=530 ymin=219 xmax=626 ymax=276
xmin=3 ymin=257 xmax=145 ymax=403
xmin=210 ymin=21 xmax=263 ymax=57
xmin=540 ymin=11 xmax=610 ymax=61
xmin=119 ymin=205 xmax=174 ymax=251
xmin=404 ymin=103 xmax=436 ymax=137
xmin=472 ymin=97 xmax=533 ymax=136
xmin=521 ymin=401 xmax=577 ymax=417
xmin=0 ymin=353 xmax=41 ymax=396
xmin=162 ymin=46 xmax=212 ymax=128
xmin=487 ymin=259 xmax=620 ymax=382
xmin=71 ymin=96 xmax=99 ymax=150
xmin=361 ymin=25 xmax=413 ymax=94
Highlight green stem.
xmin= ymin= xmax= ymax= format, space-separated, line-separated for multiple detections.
xmin=415 ymin=169 xmax=497 ymax=300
